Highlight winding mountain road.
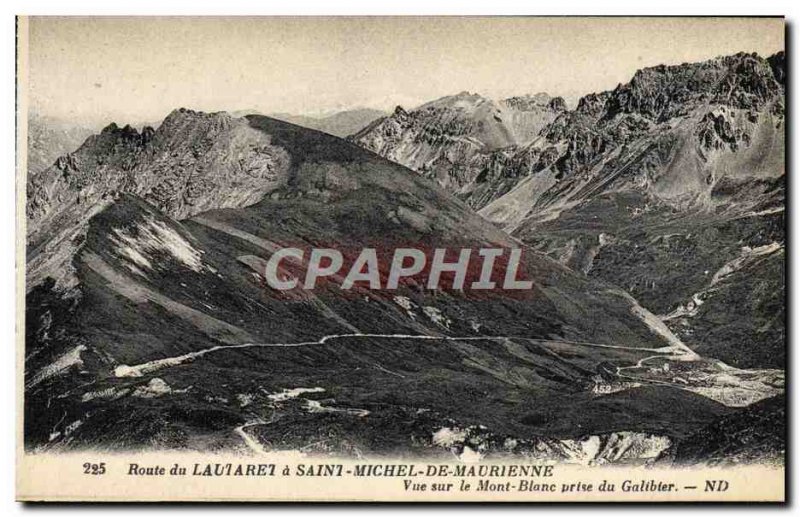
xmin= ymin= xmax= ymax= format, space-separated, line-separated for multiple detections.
xmin=113 ymin=332 xmax=688 ymax=378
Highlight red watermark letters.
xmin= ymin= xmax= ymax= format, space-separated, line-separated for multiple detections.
xmin=263 ymin=246 xmax=534 ymax=292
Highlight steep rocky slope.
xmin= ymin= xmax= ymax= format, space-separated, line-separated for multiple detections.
xmin=350 ymin=92 xmax=566 ymax=203
xmin=482 ymin=52 xmax=785 ymax=370
xmin=25 ymin=111 xmax=776 ymax=459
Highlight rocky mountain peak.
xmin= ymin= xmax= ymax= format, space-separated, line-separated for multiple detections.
xmin=152 ymin=109 xmax=239 ymax=145
xmin=349 ymin=88 xmax=575 ymax=203
xmin=548 ymin=97 xmax=568 ymax=112
xmin=600 ymin=52 xmax=783 ymax=123
xmin=575 ymin=91 xmax=612 ymax=118
xmin=26 ymin=110 xmax=294 ymax=257
xmin=91 ymin=121 xmax=154 ymax=150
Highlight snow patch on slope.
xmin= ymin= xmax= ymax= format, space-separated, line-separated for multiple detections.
xmin=393 ymin=295 xmax=417 ymax=319
xmin=82 ymin=387 xmax=130 ymax=402
xmin=109 ymin=217 xmax=206 ymax=276
xmin=432 ymin=427 xmax=467 ymax=447
xmin=28 ymin=345 xmax=87 ymax=388
xmin=423 ymin=306 xmax=451 ymax=328
xmin=711 ymin=242 xmax=783 ymax=286
xmin=305 ymin=400 xmax=370 ymax=417
xmin=132 ymin=378 xmax=174 ymax=398
xmin=268 ymin=387 xmax=326 ymax=403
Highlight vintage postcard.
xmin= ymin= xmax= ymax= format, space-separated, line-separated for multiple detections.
xmin=16 ymin=16 xmax=786 ymax=502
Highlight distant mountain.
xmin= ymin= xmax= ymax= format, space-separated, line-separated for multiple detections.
xmin=27 ymin=115 xmax=97 ymax=176
xmin=269 ymin=108 xmax=386 ymax=137
xmin=350 ymin=92 xmax=566 ymax=203
xmin=25 ymin=109 xmax=778 ymax=458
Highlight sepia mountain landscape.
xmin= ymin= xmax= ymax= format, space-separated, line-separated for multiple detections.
xmin=25 ymin=47 xmax=785 ymax=467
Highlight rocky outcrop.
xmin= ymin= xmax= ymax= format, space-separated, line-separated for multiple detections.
xmin=600 ymin=55 xmax=776 ymax=122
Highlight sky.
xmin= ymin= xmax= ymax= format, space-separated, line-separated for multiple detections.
xmin=24 ymin=16 xmax=785 ymax=127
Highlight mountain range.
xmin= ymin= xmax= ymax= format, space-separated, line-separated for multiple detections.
xmin=353 ymin=52 xmax=786 ymax=372
xmin=24 ymin=51 xmax=785 ymax=465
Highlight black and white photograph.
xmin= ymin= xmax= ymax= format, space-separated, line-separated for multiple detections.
xmin=14 ymin=14 xmax=787 ymax=502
